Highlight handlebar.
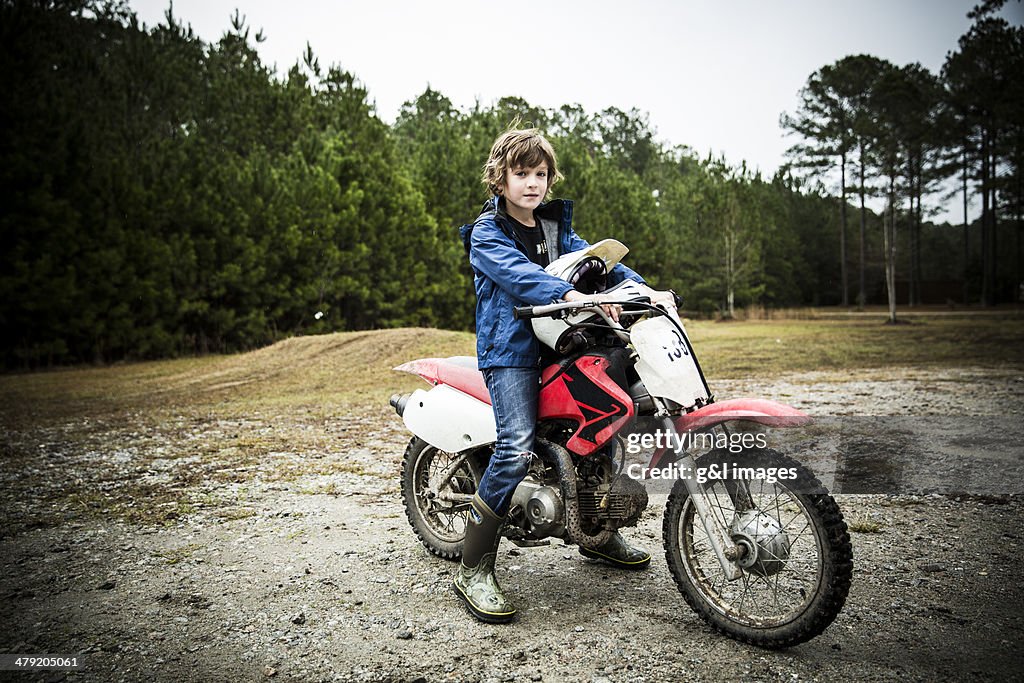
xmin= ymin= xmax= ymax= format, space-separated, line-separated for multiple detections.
xmin=512 ymin=297 xmax=658 ymax=320
xmin=514 ymin=296 xmax=683 ymax=349
xmin=513 ymin=301 xmax=584 ymax=320
xmin=512 ymin=306 xmax=534 ymax=320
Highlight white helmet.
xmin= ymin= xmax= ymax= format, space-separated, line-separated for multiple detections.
xmin=533 ymin=239 xmax=645 ymax=353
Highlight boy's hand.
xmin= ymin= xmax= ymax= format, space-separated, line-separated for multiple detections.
xmin=650 ymin=290 xmax=677 ymax=310
xmin=638 ymin=284 xmax=676 ymax=311
xmin=562 ymin=289 xmax=622 ymax=323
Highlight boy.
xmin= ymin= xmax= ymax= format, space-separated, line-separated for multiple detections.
xmin=455 ymin=123 xmax=673 ymax=623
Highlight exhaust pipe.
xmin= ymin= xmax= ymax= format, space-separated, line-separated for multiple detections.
xmin=533 ymin=438 xmax=614 ymax=549
xmin=389 ymin=393 xmax=411 ymax=417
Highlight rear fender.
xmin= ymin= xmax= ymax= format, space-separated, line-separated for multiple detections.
xmin=402 ymin=384 xmax=496 ymax=453
xmin=394 ymin=356 xmax=491 ymax=405
xmin=394 ymin=358 xmax=446 ymax=384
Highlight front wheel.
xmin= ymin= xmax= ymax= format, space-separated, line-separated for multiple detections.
xmin=663 ymin=448 xmax=852 ymax=648
xmin=400 ymin=437 xmax=485 ymax=560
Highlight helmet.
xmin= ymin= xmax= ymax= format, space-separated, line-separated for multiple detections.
xmin=532 ymin=239 xmax=643 ymax=353
xmin=545 ymin=238 xmax=630 ymax=284
xmin=566 ymin=256 xmax=607 ymax=294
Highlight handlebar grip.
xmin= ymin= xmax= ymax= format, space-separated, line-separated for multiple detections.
xmin=512 ymin=306 xmax=535 ymax=320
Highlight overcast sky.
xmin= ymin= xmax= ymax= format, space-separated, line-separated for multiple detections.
xmin=133 ymin=0 xmax=1022 ymax=223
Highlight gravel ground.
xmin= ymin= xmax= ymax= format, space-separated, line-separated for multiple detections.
xmin=1 ymin=365 xmax=1023 ymax=682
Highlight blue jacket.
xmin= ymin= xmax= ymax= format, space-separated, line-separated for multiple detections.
xmin=460 ymin=196 xmax=645 ymax=369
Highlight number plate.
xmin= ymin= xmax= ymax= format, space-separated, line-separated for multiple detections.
xmin=630 ymin=316 xmax=709 ymax=410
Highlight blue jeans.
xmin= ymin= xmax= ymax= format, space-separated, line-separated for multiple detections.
xmin=476 ymin=367 xmax=539 ymax=516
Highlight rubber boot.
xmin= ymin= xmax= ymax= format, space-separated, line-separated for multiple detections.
xmin=452 ymin=495 xmax=516 ymax=623
xmin=579 ymin=531 xmax=651 ymax=570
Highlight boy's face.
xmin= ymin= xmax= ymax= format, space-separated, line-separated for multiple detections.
xmin=501 ymin=163 xmax=549 ymax=222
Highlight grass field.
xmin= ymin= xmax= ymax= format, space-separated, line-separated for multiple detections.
xmin=687 ymin=316 xmax=1024 ymax=378
xmin=0 ymin=316 xmax=1020 ymax=527
xmin=1 ymin=317 xmax=1022 ymax=426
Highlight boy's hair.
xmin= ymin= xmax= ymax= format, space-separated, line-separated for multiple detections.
xmin=482 ymin=119 xmax=563 ymax=197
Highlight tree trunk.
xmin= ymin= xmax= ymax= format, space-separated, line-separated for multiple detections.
xmin=913 ymin=157 xmax=921 ymax=307
xmin=725 ymin=229 xmax=736 ymax=319
xmin=963 ymin=146 xmax=970 ymax=305
xmin=840 ymin=153 xmax=849 ymax=306
xmin=917 ymin=168 xmax=924 ymax=304
xmin=990 ymin=145 xmax=999 ymax=304
xmin=858 ymin=143 xmax=867 ymax=308
xmin=908 ymin=185 xmax=917 ymax=307
xmin=981 ymin=131 xmax=993 ymax=306
xmin=1017 ymin=144 xmax=1022 ymax=303
xmin=884 ymin=176 xmax=898 ymax=324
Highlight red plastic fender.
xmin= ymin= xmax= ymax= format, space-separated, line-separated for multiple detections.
xmin=393 ymin=357 xmax=492 ymax=405
xmin=645 ymin=398 xmax=809 ymax=471
xmin=674 ymin=398 xmax=809 ymax=433
xmin=394 ymin=357 xmax=443 ymax=383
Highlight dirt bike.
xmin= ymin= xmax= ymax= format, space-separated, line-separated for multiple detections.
xmin=388 ymin=245 xmax=852 ymax=648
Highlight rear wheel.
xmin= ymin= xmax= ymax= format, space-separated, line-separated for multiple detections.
xmin=400 ymin=437 xmax=485 ymax=560
xmin=663 ymin=448 xmax=852 ymax=648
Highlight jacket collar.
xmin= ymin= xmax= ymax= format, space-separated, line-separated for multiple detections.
xmin=483 ymin=196 xmax=571 ymax=228
xmin=480 ymin=196 xmax=572 ymax=262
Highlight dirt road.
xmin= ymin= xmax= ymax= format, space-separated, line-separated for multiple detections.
xmin=1 ymin=350 xmax=1022 ymax=682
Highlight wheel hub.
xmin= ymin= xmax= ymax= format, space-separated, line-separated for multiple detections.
xmin=731 ymin=510 xmax=791 ymax=576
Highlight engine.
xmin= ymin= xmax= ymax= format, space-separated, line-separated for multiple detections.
xmin=506 ymin=437 xmax=650 ymax=543
xmin=508 ymin=472 xmax=648 ymax=541
xmin=577 ymin=474 xmax=648 ymax=529
xmin=508 ymin=476 xmax=565 ymax=540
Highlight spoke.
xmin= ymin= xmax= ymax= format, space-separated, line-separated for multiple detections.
xmin=782 ymin=524 xmax=815 ymax=548
xmin=772 ymin=570 xmax=784 ymax=613
xmin=710 ymin=484 xmax=735 ymax=529
xmin=782 ymin=508 xmax=809 ymax=531
xmin=785 ymin=520 xmax=813 ymax=542
xmin=752 ymin=489 xmax=784 ymax=516
xmin=736 ymin=571 xmax=752 ymax=614
xmin=773 ymin=487 xmax=783 ymax=528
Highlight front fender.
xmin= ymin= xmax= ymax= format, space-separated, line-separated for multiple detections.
xmin=675 ymin=398 xmax=810 ymax=433
xmin=644 ymin=398 xmax=809 ymax=471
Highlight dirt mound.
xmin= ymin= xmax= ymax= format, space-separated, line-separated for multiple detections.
xmin=0 ymin=329 xmax=477 ymax=424
xmin=155 ymin=327 xmax=476 ymax=406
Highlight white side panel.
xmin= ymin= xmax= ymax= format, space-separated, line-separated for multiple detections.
xmin=630 ymin=315 xmax=709 ymax=410
xmin=402 ymin=385 xmax=497 ymax=453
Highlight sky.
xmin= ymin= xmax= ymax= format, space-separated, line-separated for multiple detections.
xmin=133 ymin=0 xmax=1023 ymax=224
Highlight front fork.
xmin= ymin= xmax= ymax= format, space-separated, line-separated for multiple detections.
xmin=659 ymin=417 xmax=746 ymax=581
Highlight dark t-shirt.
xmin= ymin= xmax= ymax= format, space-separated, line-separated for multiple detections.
xmin=508 ymin=214 xmax=550 ymax=267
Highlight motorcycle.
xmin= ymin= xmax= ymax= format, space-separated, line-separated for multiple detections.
xmin=388 ymin=241 xmax=852 ymax=648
